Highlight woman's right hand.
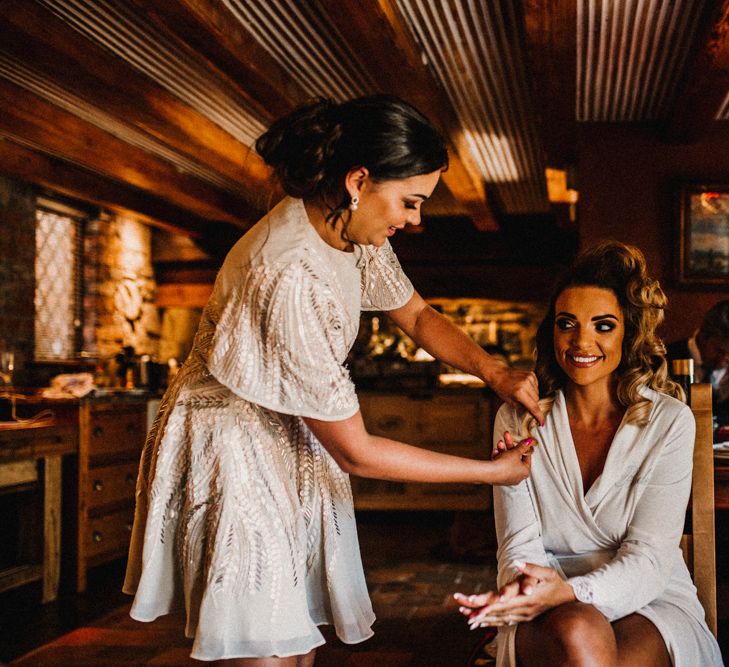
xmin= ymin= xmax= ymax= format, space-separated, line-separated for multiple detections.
xmin=488 ymin=438 xmax=534 ymax=485
xmin=456 ymin=562 xmax=576 ymax=627
xmin=485 ymin=362 xmax=544 ymax=426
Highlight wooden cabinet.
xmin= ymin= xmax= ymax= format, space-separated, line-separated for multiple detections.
xmin=0 ymin=422 xmax=76 ymax=602
xmin=352 ymin=390 xmax=495 ymax=510
xmin=77 ymin=400 xmax=146 ymax=591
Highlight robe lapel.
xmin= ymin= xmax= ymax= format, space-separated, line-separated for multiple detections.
xmin=585 ymin=419 xmax=642 ymax=510
xmin=547 ymin=391 xmax=639 ymax=542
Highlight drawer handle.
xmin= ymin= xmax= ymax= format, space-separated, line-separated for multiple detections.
xmin=126 ymin=423 xmax=136 ymax=434
xmin=93 ymin=426 xmax=103 ymax=437
xmin=125 ymin=522 xmax=133 ymax=532
xmin=92 ymin=531 xmax=103 ymax=543
xmin=93 ymin=479 xmax=104 ymax=491
xmin=375 ymin=416 xmax=405 ymax=431
xmin=125 ymin=473 xmax=135 ymax=485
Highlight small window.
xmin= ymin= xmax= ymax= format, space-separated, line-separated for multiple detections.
xmin=34 ymin=198 xmax=85 ymax=360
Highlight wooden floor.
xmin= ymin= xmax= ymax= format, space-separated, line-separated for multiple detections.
xmin=1 ymin=511 xmax=728 ymax=666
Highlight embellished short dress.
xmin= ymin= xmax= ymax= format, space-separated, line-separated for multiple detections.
xmin=123 ymin=197 xmax=414 ymax=661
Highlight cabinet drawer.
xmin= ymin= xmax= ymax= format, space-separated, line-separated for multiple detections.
xmin=359 ymin=395 xmax=419 ymax=440
xmin=87 ymin=462 xmax=138 ymax=510
xmin=87 ymin=408 xmax=146 ymax=457
xmin=419 ymin=397 xmax=486 ymax=443
xmin=85 ymin=508 xmax=135 ymax=560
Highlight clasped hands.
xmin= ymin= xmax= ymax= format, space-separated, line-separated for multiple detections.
xmin=454 ymin=560 xmax=575 ymax=628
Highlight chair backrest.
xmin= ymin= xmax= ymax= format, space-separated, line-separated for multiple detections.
xmin=683 ymin=383 xmax=717 ymax=637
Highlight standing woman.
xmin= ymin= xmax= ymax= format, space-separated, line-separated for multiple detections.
xmin=124 ymin=95 xmax=543 ymax=666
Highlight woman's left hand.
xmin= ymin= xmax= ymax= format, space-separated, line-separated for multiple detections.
xmin=485 ymin=362 xmax=544 ymax=426
xmin=492 ymin=430 xmax=536 ymax=459
xmin=454 ymin=561 xmax=575 ymax=627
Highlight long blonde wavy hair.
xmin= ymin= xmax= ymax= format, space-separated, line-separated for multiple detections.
xmin=521 ymin=241 xmax=682 ymax=436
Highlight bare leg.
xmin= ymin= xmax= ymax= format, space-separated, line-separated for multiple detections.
xmin=515 ymin=603 xmax=671 ymax=667
xmin=612 ymin=613 xmax=670 ymax=667
xmin=297 ymin=648 xmax=316 ymax=667
xmin=515 ymin=601 xmax=617 ymax=667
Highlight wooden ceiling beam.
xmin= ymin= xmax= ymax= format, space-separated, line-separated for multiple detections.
xmin=0 ymin=136 xmax=236 ymax=239
xmin=522 ymin=0 xmax=577 ymax=169
xmin=317 ymin=0 xmax=498 ymax=231
xmin=128 ymin=0 xmax=310 ymax=120
xmin=662 ymin=0 xmax=729 ymax=143
xmin=0 ymin=2 xmax=272 ymax=202
xmin=0 ymin=77 xmax=256 ymax=228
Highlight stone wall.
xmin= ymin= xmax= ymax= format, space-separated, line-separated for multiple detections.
xmin=84 ymin=213 xmax=160 ymax=358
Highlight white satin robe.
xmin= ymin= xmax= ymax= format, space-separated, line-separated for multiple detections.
xmin=492 ymin=388 xmax=723 ymax=667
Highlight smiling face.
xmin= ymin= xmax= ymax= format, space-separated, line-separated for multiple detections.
xmin=553 ymin=286 xmax=625 ymax=390
xmin=344 ymin=169 xmax=441 ymax=247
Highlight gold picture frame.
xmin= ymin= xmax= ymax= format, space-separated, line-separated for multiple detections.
xmin=677 ymin=184 xmax=729 ymax=287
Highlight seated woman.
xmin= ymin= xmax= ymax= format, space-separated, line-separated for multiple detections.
xmin=455 ymin=241 xmax=723 ymax=666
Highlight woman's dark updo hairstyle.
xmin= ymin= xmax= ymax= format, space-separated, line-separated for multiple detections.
xmin=530 ymin=241 xmax=681 ymax=427
xmin=255 ymin=95 xmax=448 ymax=220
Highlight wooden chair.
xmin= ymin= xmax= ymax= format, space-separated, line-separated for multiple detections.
xmin=683 ymin=383 xmax=717 ymax=637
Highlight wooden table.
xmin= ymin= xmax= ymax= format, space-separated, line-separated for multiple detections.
xmin=0 ymin=420 xmax=76 ymax=602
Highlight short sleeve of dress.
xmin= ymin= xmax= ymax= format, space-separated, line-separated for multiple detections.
xmin=359 ymin=240 xmax=414 ymax=311
xmin=207 ymin=258 xmax=359 ymax=421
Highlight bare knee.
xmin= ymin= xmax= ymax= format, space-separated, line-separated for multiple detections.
xmin=546 ymin=601 xmax=613 ymax=646
xmin=517 ymin=602 xmax=617 ymax=667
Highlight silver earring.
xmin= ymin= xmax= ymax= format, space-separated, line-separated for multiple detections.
xmin=349 ymin=195 xmax=359 ymax=212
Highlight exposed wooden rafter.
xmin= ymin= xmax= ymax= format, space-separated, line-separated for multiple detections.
xmin=0 ymin=136 xmax=228 ymax=239
xmin=127 ymin=0 xmax=310 ymax=120
xmin=0 ymin=1 xmax=272 ymax=235
xmin=0 ymin=75 xmax=256 ymax=227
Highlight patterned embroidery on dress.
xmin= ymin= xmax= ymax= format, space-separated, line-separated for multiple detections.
xmin=208 ymin=259 xmax=358 ymax=419
xmin=279 ymin=415 xmax=352 ymax=576
xmin=149 ymin=395 xmax=309 ymax=626
xmin=359 ymin=240 xmax=413 ymax=310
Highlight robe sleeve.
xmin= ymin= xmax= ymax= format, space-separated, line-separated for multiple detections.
xmin=492 ymin=404 xmax=552 ymax=589
xmin=207 ymin=258 xmax=359 ymax=421
xmin=359 ymin=240 xmax=414 ymax=311
xmin=567 ymin=405 xmax=695 ymax=621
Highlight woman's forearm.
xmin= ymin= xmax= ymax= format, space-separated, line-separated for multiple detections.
xmin=303 ymin=411 xmax=531 ymax=486
xmin=343 ymin=433 xmax=495 ymax=483
xmin=409 ymin=306 xmax=502 ymax=380
xmin=387 ymin=292 xmax=544 ymax=423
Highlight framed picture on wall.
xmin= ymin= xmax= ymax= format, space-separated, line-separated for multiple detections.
xmin=677 ymin=184 xmax=729 ymax=287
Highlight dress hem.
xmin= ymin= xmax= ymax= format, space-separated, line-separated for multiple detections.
xmin=127 ymin=599 xmax=376 ymax=661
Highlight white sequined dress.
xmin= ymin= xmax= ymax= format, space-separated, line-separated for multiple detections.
xmin=123 ymin=197 xmax=414 ymax=660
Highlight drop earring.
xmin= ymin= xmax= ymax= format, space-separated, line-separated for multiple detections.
xmin=349 ymin=195 xmax=359 ymax=212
